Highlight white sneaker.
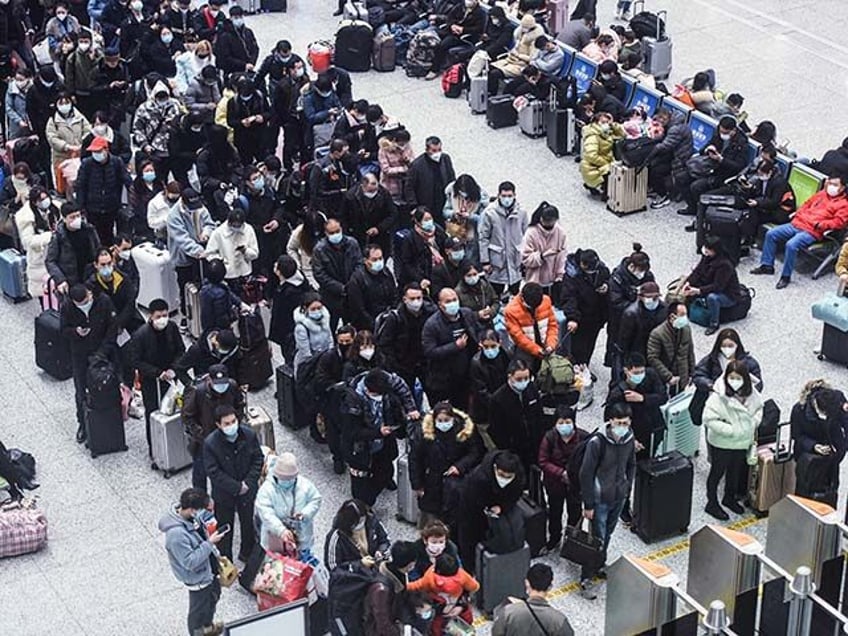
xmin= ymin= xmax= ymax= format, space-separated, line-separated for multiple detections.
xmin=622 ymin=9 xmax=632 ymax=20
xmin=615 ymin=9 xmax=623 ymax=20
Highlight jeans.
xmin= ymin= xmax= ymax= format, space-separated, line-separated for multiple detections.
xmin=617 ymin=0 xmax=632 ymax=9
xmin=582 ymin=498 xmax=626 ymax=580
xmin=760 ymin=223 xmax=816 ymax=278
xmin=705 ymin=292 xmax=736 ymax=328
xmin=187 ymin=579 xmax=220 ymax=636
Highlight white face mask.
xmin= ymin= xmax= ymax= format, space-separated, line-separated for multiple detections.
xmin=359 ymin=347 xmax=375 ymax=361
xmin=495 ymin=473 xmax=514 ymax=488
xmin=720 ymin=345 xmax=737 ymax=359
xmin=727 ymin=377 xmax=744 ymax=392
xmin=826 ymin=185 xmax=841 ymax=197
xmin=78 ymin=42 xmax=91 ymax=53
xmin=152 ymin=316 xmax=169 ymax=331
xmin=435 ymin=419 xmax=453 ymax=433
xmin=426 ymin=540 xmax=446 ymax=556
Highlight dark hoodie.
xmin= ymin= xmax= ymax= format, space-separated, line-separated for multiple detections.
xmin=579 ymin=424 xmax=636 ymax=509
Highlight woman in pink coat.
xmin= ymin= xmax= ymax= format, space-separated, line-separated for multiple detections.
xmin=378 ymin=128 xmax=415 ymax=202
xmin=520 ymin=202 xmax=567 ymax=292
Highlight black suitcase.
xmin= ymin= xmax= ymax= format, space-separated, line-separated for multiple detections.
xmin=34 ymin=310 xmax=73 ymax=380
xmin=632 ymin=450 xmax=693 ymax=543
xmin=475 ymin=543 xmax=530 ymax=613
xmin=260 ymin=0 xmax=286 ymax=11
xmin=275 ymin=364 xmax=297 ymax=428
xmin=239 ymin=342 xmax=273 ymax=390
xmin=335 ymin=24 xmax=373 ymax=72
xmin=545 ymin=107 xmax=575 ymax=156
xmin=702 ymin=205 xmax=751 ymax=265
xmin=85 ymin=403 xmax=128 ymax=458
xmin=486 ymin=95 xmax=517 ymax=129
xmin=821 ymin=324 xmax=848 ymax=364
xmin=516 ymin=495 xmax=547 ymax=557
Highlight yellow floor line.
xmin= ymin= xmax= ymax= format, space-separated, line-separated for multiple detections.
xmin=471 ymin=515 xmax=766 ymax=627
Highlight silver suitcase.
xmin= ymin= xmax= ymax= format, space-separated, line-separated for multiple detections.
xmin=518 ymin=99 xmax=547 ymax=138
xmin=132 ymin=242 xmax=179 ymax=311
xmin=150 ymin=409 xmax=193 ymax=478
xmin=467 ymin=75 xmax=487 ymax=114
xmin=396 ymin=453 xmax=419 ymax=524
xmin=642 ymin=36 xmax=672 ymax=79
xmin=475 ymin=543 xmax=531 ymax=613
xmin=606 ymin=161 xmax=648 ymax=215
xmin=184 ymin=281 xmax=203 ymax=339
xmin=246 ymin=405 xmax=276 ymax=449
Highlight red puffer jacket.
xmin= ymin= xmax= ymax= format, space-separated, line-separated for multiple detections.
xmin=791 ymin=190 xmax=848 ymax=239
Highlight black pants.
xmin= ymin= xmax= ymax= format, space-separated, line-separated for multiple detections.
xmin=350 ymin=448 xmax=395 ymax=507
xmin=648 ymin=159 xmax=672 ymax=195
xmin=432 ymin=35 xmax=468 ymax=71
xmin=323 ymin=295 xmax=344 ymax=333
xmin=215 ymin=493 xmax=257 ymax=561
xmin=487 ymin=68 xmax=505 ymax=95
xmin=192 ymin=448 xmax=207 ymax=491
xmin=427 ymin=380 xmax=469 ymax=412
xmin=685 ymin=175 xmax=720 ymax=214
xmin=71 ymin=354 xmax=89 ymax=428
xmin=569 ymin=320 xmax=605 ymax=366
xmin=706 ymin=446 xmax=746 ymax=505
xmin=282 ymin=121 xmax=303 ymax=171
xmin=89 ymin=209 xmax=119 ymax=246
xmin=547 ymin=487 xmax=582 ymax=545
xmin=176 ymin=260 xmax=201 ymax=318
xmin=187 ymin=579 xmax=221 ymax=636
xmin=489 ymin=281 xmax=520 ymax=297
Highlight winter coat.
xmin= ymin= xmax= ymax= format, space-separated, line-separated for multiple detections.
xmin=227 ymin=89 xmax=271 ymax=150
xmin=129 ymin=321 xmax=186 ymax=385
xmin=59 ymin=293 xmax=117 ymax=358
xmin=378 ymin=138 xmax=415 ymax=199
xmin=302 ymin=88 xmax=342 ymax=127
xmin=293 ymin=307 xmax=334 ymax=373
xmin=375 ymin=301 xmax=438 ymax=377
xmin=64 ymin=49 xmax=103 ymax=95
xmin=422 ymin=308 xmax=480 ymax=393
xmin=268 ymin=273 xmax=313 ymax=347
xmin=45 ymin=109 xmax=91 ymax=169
xmin=45 ymin=15 xmax=81 ymax=56
xmin=581 ymin=30 xmax=621 ymax=63
xmin=492 ymin=23 xmax=545 ymax=77
xmin=556 ymin=19 xmax=593 ymax=50
xmin=147 ymin=192 xmax=174 ymax=233
xmin=813 ymin=146 xmax=848 ymax=180
xmin=443 ymin=182 xmax=487 ymax=267
xmin=606 ymin=369 xmax=668 ymax=449
xmin=341 ymin=184 xmax=398 ymax=255
xmin=199 ymin=282 xmax=241 ymax=333
xmin=692 ymin=351 xmax=763 ymax=392
xmin=397 ymin=227 xmax=447 ymax=287
xmin=132 ymin=85 xmax=180 ymax=155
xmin=345 ymin=267 xmax=398 ymax=331
xmin=175 ymin=332 xmax=241 ymax=387
xmin=699 ymin=127 xmax=748 ymax=181
xmin=157 ymin=508 xmax=216 ymax=588
xmin=184 ymin=74 xmax=221 ymax=121
xmin=504 ymin=294 xmax=558 ymax=359
xmin=791 ymin=388 xmax=848 ymax=461
xmin=45 ymin=221 xmax=100 ymax=286
xmin=608 ymin=259 xmax=655 ymax=342
xmin=520 ymin=224 xmax=567 ymax=286
xmin=537 ymin=427 xmax=590 ymax=498
xmin=205 ymin=221 xmax=259 ymax=279
xmin=836 ymin=241 xmax=848 ymax=278
xmin=287 ymin=225 xmax=317 ymax=288
xmin=174 ymin=50 xmax=212 ymax=94
xmin=647 ymin=322 xmax=696 ymax=386
xmin=489 ymin=382 xmax=544 ymax=471
xmin=15 ymin=202 xmax=58 ymax=296
xmin=26 ymin=80 xmax=63 ymax=138
xmin=580 ymin=122 xmax=626 ymax=188
xmin=651 ymin=110 xmax=694 ymax=185
xmin=324 ymin=513 xmax=390 ymax=571
xmin=75 ymin=154 xmax=129 ymax=213
xmin=468 ymin=350 xmax=509 ymax=424
xmin=4 ymin=81 xmax=31 ymax=140
xmin=86 ymin=269 xmax=142 ymax=333
xmin=408 ymin=153 xmax=456 ymax=214
xmin=339 ymin=376 xmax=406 ymax=471
xmin=687 ymin=253 xmax=742 ymax=301
xmin=213 ymin=23 xmax=259 ymax=74
xmin=479 ymin=200 xmax=528 ymax=286
xmin=431 ymin=257 xmax=465 ymax=299
xmin=790 ymin=190 xmax=848 ymax=240
xmin=703 ymin=387 xmax=762 ymax=451
xmin=560 ymin=252 xmax=610 ymax=327
xmin=166 ymin=202 xmax=215 ymax=268
xmin=255 ymin=474 xmax=323 ymax=552
xmin=181 ymin=378 xmax=246 ymax=445
xmin=580 ymin=426 xmax=636 ymax=508
xmin=618 ymin=300 xmax=666 ymax=358
xmin=409 ymin=539 xmax=462 ymax=583
xmin=312 ymin=236 xmax=363 ymax=305
xmin=203 ymin=426 xmax=264 ymax=506
xmin=411 ymin=409 xmax=484 ymax=514
xmin=80 ymin=127 xmax=132 ymax=165
xmin=456 ymin=278 xmax=500 ymax=327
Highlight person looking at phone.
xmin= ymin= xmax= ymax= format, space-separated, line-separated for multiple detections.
xmin=158 ymin=487 xmax=228 ymax=636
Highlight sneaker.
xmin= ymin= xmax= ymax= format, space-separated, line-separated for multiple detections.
xmin=622 ymin=9 xmax=631 ymax=19
xmin=704 ymin=502 xmax=730 ymax=521
xmin=749 ymin=265 xmax=775 ymax=275
xmin=705 ymin=326 xmax=718 ymax=336
xmin=650 ymin=195 xmax=671 ymax=209
xmin=676 ymin=207 xmax=696 ymax=216
xmin=580 ymin=580 xmax=598 ymax=600
xmin=684 ymin=222 xmax=696 ymax=232
xmin=424 ymin=71 xmax=439 ymax=81
xmin=723 ymin=500 xmax=744 ymax=514
xmin=615 ymin=9 xmax=623 ymax=20
xmin=776 ymin=276 xmax=791 ymax=289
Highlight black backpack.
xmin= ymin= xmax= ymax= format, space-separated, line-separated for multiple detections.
xmin=86 ymin=355 xmax=121 ymax=411
xmin=551 ymin=75 xmax=578 ymax=110
xmin=294 ymin=350 xmax=328 ymax=405
xmin=566 ymin=430 xmax=605 ymax=493
xmin=327 ymin=563 xmax=387 ymax=636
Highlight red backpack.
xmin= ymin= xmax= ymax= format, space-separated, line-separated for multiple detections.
xmin=441 ymin=63 xmax=465 ymax=98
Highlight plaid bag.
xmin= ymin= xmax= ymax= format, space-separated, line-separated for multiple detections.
xmin=0 ymin=499 xmax=48 ymax=558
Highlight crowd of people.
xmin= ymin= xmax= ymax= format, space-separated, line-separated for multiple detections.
xmin=1 ymin=0 xmax=848 ymax=635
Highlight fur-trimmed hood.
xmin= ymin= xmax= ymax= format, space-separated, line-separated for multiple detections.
xmin=799 ymin=379 xmax=831 ymax=405
xmin=421 ymin=408 xmax=475 ymax=442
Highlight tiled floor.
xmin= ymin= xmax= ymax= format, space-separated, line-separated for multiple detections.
xmin=2 ymin=1 xmax=847 ymax=634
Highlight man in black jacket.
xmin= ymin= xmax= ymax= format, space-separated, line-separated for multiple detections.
xmin=488 ymin=359 xmax=544 ymax=475
xmin=311 ymin=325 xmax=356 ymax=472
xmin=422 ymin=287 xmax=479 ymax=410
xmin=426 ymin=0 xmax=486 ymax=77
xmin=45 ymin=203 xmax=100 ymax=295
xmin=309 ymin=139 xmax=358 ymax=217
xmin=130 ymin=298 xmax=186 ymax=458
xmin=203 ymin=403 xmax=263 ymax=561
xmin=197 ymin=124 xmax=243 ymax=220
xmin=346 ymin=245 xmax=398 ymax=331
xmin=61 ymin=284 xmax=118 ymax=443
xmin=75 ymin=136 xmax=132 ymax=245
xmin=617 ymin=281 xmax=666 ymax=362
xmin=408 ymin=136 xmax=456 ymax=214
xmin=91 ymin=47 xmax=130 ymax=129
xmin=812 ymin=137 xmax=848 ymax=179
xmin=212 ymin=7 xmax=259 ymax=75
xmin=341 ymin=173 xmax=397 ymax=255
xmin=175 ymin=329 xmax=241 ymax=387
xmin=332 ymin=99 xmax=373 ymax=159
xmin=272 ymin=59 xmax=309 ymax=173
xmin=237 ymin=165 xmax=289 ymax=277
xmin=312 ymin=217 xmax=363 ymax=330
xmin=268 ymin=255 xmax=313 ymax=363
xmin=87 ymin=247 xmax=143 ymax=336
xmin=226 ymin=76 xmax=271 ymax=165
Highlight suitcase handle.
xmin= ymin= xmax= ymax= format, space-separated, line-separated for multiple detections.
xmin=632 ymin=0 xmax=645 ymax=15
xmin=655 ymin=10 xmax=668 ymax=39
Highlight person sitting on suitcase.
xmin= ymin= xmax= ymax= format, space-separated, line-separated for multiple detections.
xmin=406 ymin=553 xmax=479 ymax=633
xmin=203 ymin=403 xmax=263 ymax=562
xmin=679 ymin=236 xmax=742 ymax=336
xmin=45 ymin=202 xmax=101 ymax=295
xmin=646 ymin=302 xmax=696 ymax=395
xmin=578 ymin=402 xmax=636 ymax=599
xmin=750 ymin=175 xmax=848 ymax=289
xmin=492 ymin=563 xmax=576 ymax=636
xmin=175 ymin=328 xmax=241 ymax=387
xmin=183 ymin=364 xmax=246 ymax=491
xmin=702 ymin=361 xmax=762 ymax=521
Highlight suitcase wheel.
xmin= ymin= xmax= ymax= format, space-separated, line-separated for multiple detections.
xmin=818 ymin=353 xmax=825 ymax=361
xmin=151 ymin=461 xmax=159 ymax=471
xmin=90 ymin=451 xmax=97 ymax=459
xmin=163 ymin=470 xmax=172 ymax=479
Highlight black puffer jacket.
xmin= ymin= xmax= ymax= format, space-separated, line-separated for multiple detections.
xmin=687 ymin=253 xmax=742 ymax=301
xmin=560 ymin=251 xmax=610 ymax=326
xmin=701 ymin=127 xmax=748 ymax=180
xmin=324 ymin=513 xmax=390 ymax=571
xmin=488 ymin=381 xmax=544 ymax=472
xmin=312 ymin=236 xmax=363 ymax=304
xmin=59 ymin=292 xmax=118 ymax=357
xmin=45 ymin=221 xmax=100 ymax=286
xmin=213 ymin=22 xmax=259 ymax=74
xmin=421 ymin=308 xmax=480 ymax=394
xmin=76 ymin=154 xmax=130 ymax=212
xmin=341 ymin=185 xmax=397 ymax=255
xmin=375 ymin=301 xmax=437 ymax=377
xmin=468 ymin=349 xmax=509 ymax=424
xmin=345 ymin=267 xmax=398 ymax=331
xmin=618 ymin=300 xmax=666 ymax=358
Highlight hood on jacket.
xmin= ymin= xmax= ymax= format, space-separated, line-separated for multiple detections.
xmin=293 ymin=305 xmax=331 ymax=332
xmin=798 ymin=379 xmax=832 ymax=406
xmin=149 ymin=80 xmax=171 ymax=101
xmin=421 ymin=407 xmax=475 ymax=442
xmin=158 ymin=506 xmax=194 ymax=534
xmin=565 ymin=251 xmax=608 ymax=279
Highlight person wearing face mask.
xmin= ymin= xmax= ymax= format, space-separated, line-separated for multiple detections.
xmin=377 ymin=127 xmax=415 ymax=203
xmin=197 ymin=258 xmax=250 ymax=333
xmin=751 ymin=175 xmax=848 ymax=289
xmin=255 ymin=452 xmax=323 ymax=558
xmin=45 ymin=3 xmax=82 ymax=60
xmin=468 ymin=330 xmax=509 ymax=447
xmin=308 ymin=138 xmax=358 ymax=218
xmin=267 ymin=255 xmax=313 ymax=363
xmin=333 ymin=100 xmax=374 ymax=161
xmin=580 ymin=112 xmax=626 ymax=199
xmin=45 ymin=92 xmax=92 ymax=191
xmin=88 ymin=247 xmax=143 ymax=336
xmin=488 ymin=359 xmax=544 ymax=475
xmin=15 ymin=186 xmax=60 ymax=298
xmin=132 ymin=81 xmax=180 ymax=179
xmin=406 ymin=552 xmax=480 ymax=632
xmin=456 ymin=263 xmax=499 ymax=330
xmin=646 ymin=302 xmax=696 ymax=396
xmin=408 ymin=136 xmax=456 ymax=216
xmin=123 ymin=158 xmax=162 ymax=239
xmin=422 ymin=287 xmax=480 ymax=409
xmin=645 ymin=108 xmax=695 ymax=210
xmin=423 ymin=0 xmax=486 ymax=79
xmin=5 ymin=68 xmax=33 ymax=141
xmin=175 ymin=39 xmax=214 ymax=94
xmin=175 ymin=328 xmax=241 ymax=386
xmin=117 ymin=0 xmax=152 ymax=63
xmin=273 ymin=60 xmax=310 ymax=173
xmin=147 ymin=180 xmax=182 ymax=242
xmin=346 ymin=246 xmax=398 ymax=331
xmin=184 ymin=65 xmax=221 ymax=122
xmin=76 ymin=136 xmax=132 ymax=245
xmin=682 ymin=235 xmax=742 ymax=335
xmin=212 ymin=6 xmax=259 ymax=73
xmin=341 ymin=330 xmax=384 ymax=382
xmin=203 ymin=403 xmax=263 ymax=561
xmin=396 ymin=206 xmax=447 ymax=289
xmin=341 ymin=173 xmax=398 ymax=258
xmin=292 ymin=292 xmax=334 ymax=372
xmin=46 ymin=203 xmax=102 ymax=295
xmin=162 ymin=114 xmax=205 ymax=191
xmin=192 ymin=0 xmax=227 ymax=43
xmin=80 ymin=110 xmax=132 ymax=165
xmin=157 ymin=487 xmax=228 ymax=636
xmin=196 ymin=123 xmax=243 ymax=219
xmin=520 ymin=202 xmax=567 ymax=293
xmin=606 ymin=244 xmax=653 ymax=364
xmin=302 ymin=73 xmax=342 ymax=150
xmin=504 ymin=282 xmax=559 ymax=370
xmin=410 ymin=400 xmax=484 ymax=532
xmin=408 ymin=521 xmax=462 ymax=582
xmin=205 ymin=207 xmax=259 ymax=288
xmin=182 ymin=365 xmax=247 ymax=489
xmin=256 ymin=40 xmax=302 ymax=97
xmin=60 ymin=283 xmax=118 ymax=442
xmin=442 ymin=174 xmax=486 ymax=264
xmin=537 ymin=405 xmax=589 ymax=553
xmin=129 ymin=298 xmax=186 ymax=456
xmin=161 ymin=0 xmax=200 ymax=48
xmin=226 ymin=77 xmax=270 ymax=165
xmin=489 ymin=13 xmax=545 ymax=88
xmin=480 ymin=181 xmax=528 ymax=295
xmin=63 ymin=31 xmax=102 ymax=119
xmin=617 ymin=280 xmax=665 ymax=367
xmin=26 ymin=67 xmax=65 ymax=168
xmin=581 ymin=32 xmax=619 ymax=64
xmin=702 ymin=362 xmax=763 ymax=520
xmin=560 ymin=248 xmax=610 ymax=366
xmin=91 ymin=46 xmax=130 ymax=127
xmin=324 ymin=498 xmax=391 ymax=573
xmin=430 ymin=236 xmax=469 ymax=298
xmin=791 ymin=382 xmax=848 ymax=510
xmin=311 ymin=216 xmax=362 ymax=328
xmin=458 ymin=449 xmax=525 ymax=574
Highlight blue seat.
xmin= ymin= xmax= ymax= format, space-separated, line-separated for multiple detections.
xmin=620 ymin=75 xmax=637 ymax=107
xmin=689 ymin=111 xmax=718 ymax=153
xmin=557 ymin=45 xmax=577 ymax=79
xmin=746 ymin=140 xmax=761 ymax=166
xmin=629 ymin=84 xmax=663 ymax=117
xmin=569 ymin=53 xmax=598 ymax=96
xmin=775 ymin=153 xmax=793 ymax=178
xmin=659 ymin=96 xmax=692 ymax=123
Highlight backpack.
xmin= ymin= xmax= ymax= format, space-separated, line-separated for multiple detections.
xmin=327 ymin=563 xmax=387 ymax=636
xmin=374 ymin=307 xmax=398 ymax=341
xmin=405 ymin=30 xmax=440 ymax=77
xmin=482 ymin=504 xmax=526 ymax=554
xmin=536 ymin=354 xmax=575 ymax=396
xmin=551 ymin=75 xmax=578 ymax=110
xmin=86 ymin=354 xmax=121 ymax=410
xmin=614 ymin=137 xmax=660 ymax=168
xmin=441 ymin=63 xmax=465 ymax=98
xmin=294 ymin=350 xmax=327 ymax=405
xmin=566 ymin=430 xmax=605 ymax=493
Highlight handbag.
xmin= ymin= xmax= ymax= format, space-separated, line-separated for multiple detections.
xmin=218 ymin=556 xmax=238 ymax=587
xmin=560 ymin=519 xmax=604 ymax=567
xmin=252 ymin=550 xmax=314 ymax=602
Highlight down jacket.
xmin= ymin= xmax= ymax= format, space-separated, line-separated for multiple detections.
xmin=491 ymin=19 xmax=546 ymax=78
xmin=479 ymin=199 xmax=528 ymax=286
xmin=504 ymin=293 xmax=558 ymax=359
xmin=520 ymin=224 xmax=567 ymax=287
xmin=646 ymin=321 xmax=696 ymax=386
xmin=255 ymin=473 xmax=323 ymax=552
xmin=292 ymin=306 xmax=333 ymax=373
xmin=790 ymin=190 xmax=848 ymax=241
xmin=650 ymin=110 xmax=694 ymax=186
xmin=377 ymin=138 xmax=415 ymax=199
xmin=580 ymin=122 xmax=626 ymax=188
xmin=15 ymin=202 xmax=58 ymax=297
xmin=703 ymin=380 xmax=763 ymax=451
xmin=45 ymin=108 xmax=91 ymax=169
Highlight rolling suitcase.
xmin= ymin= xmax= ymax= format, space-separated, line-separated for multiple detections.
xmin=0 ymin=248 xmax=29 ymax=302
xmin=396 ymin=453 xmax=419 ymax=524
xmin=516 ymin=495 xmax=546 ymax=557
xmin=246 ymin=405 xmax=276 ymax=449
xmin=632 ymin=449 xmax=693 ymax=543
xmin=606 ymin=161 xmax=648 ymax=215
xmin=547 ymin=0 xmax=569 ymax=37
xmin=749 ymin=426 xmax=795 ymax=516
xmin=132 ymin=242 xmax=179 ymax=312
xmin=703 ymin=205 xmax=752 ymax=265
xmin=239 ymin=342 xmax=273 ymax=389
xmin=636 ymin=6 xmax=671 ymax=79
xmin=518 ymin=100 xmax=547 ymax=138
xmin=486 ymin=95 xmax=517 ymax=129
xmin=372 ymin=31 xmax=396 ymax=72
xmin=34 ymin=309 xmax=72 ymax=380
xmin=150 ymin=406 xmax=192 ymax=478
xmin=546 ymin=107 xmax=575 ymax=156
xmin=467 ymin=74 xmax=487 ymax=114
xmin=260 ymin=0 xmax=286 ymax=11
xmin=660 ymin=387 xmax=700 ymax=458
xmin=275 ymin=364 xmax=297 ymax=428
xmin=85 ymin=403 xmax=128 ymax=458
xmin=335 ymin=21 xmax=373 ymax=72
xmin=474 ymin=543 xmax=530 ymax=613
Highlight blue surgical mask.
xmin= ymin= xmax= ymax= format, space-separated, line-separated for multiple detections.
xmin=251 ymin=176 xmax=265 ymax=191
xmin=450 ymin=249 xmax=465 ymax=261
xmin=275 ymin=477 xmax=296 ymax=491
xmin=232 ymin=17 xmax=244 ymax=27
xmin=92 ymin=151 xmax=107 ymax=163
xmin=499 ymin=195 xmax=515 ymax=208
xmin=308 ymin=309 xmax=324 ymax=321
xmin=611 ymin=425 xmax=629 ymax=439
xmin=327 ymin=232 xmax=343 ymax=245
xmin=443 ymin=300 xmax=460 ymax=316
xmin=556 ymin=422 xmax=574 ymax=437
xmin=142 ymin=171 xmax=156 ymax=183
xmin=629 ymin=372 xmax=645 ymax=385
xmin=482 ymin=346 xmax=499 ymax=360
xmin=76 ymin=299 xmax=93 ymax=313
xmin=222 ymin=424 xmax=238 ymax=440
xmin=511 ymin=379 xmax=530 ymax=392
xmin=161 ymin=33 xmax=173 ymax=45
xmin=642 ymin=298 xmax=659 ymax=311
xmin=672 ymin=316 xmax=689 ymax=330
xmin=369 ymin=259 xmax=384 ymax=273
xmin=98 ymin=265 xmax=113 ymax=278
xmin=435 ymin=419 xmax=453 ymax=433
xmin=464 ymin=274 xmax=479 ymax=286
xmin=419 ymin=608 xmax=435 ymax=621
xmin=443 ymin=208 xmax=454 ymax=219
xmin=420 ymin=219 xmax=435 ymax=233
xmin=212 ymin=381 xmax=229 ymax=394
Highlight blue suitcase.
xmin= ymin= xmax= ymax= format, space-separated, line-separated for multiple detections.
xmin=0 ymin=248 xmax=29 ymax=302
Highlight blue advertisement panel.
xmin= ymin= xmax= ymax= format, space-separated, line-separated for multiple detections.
xmin=557 ymin=45 xmax=576 ymax=78
xmin=689 ymin=112 xmax=717 ymax=152
xmin=621 ymin=75 xmax=637 ymax=107
xmin=629 ymin=85 xmax=662 ymax=116
xmin=570 ymin=54 xmax=597 ymax=95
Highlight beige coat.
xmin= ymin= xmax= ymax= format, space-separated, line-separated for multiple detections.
xmin=15 ymin=202 xmax=53 ymax=297
xmin=45 ymin=109 xmax=91 ymax=169
xmin=492 ymin=23 xmax=545 ymax=78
